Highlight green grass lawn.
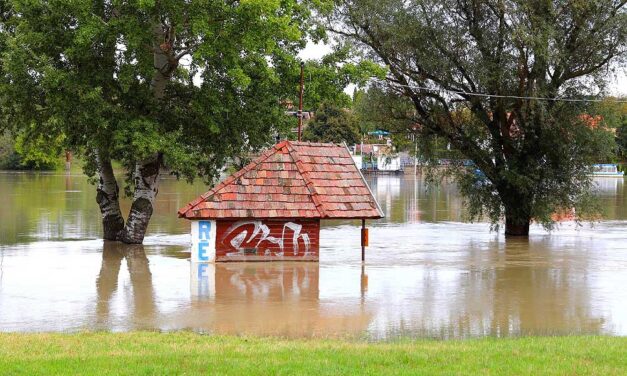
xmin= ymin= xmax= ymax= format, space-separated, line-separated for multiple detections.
xmin=0 ymin=333 xmax=625 ymax=375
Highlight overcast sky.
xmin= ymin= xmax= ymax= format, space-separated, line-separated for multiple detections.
xmin=300 ymin=41 xmax=627 ymax=97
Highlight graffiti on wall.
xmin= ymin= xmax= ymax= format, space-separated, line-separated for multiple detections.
xmin=221 ymin=220 xmax=312 ymax=257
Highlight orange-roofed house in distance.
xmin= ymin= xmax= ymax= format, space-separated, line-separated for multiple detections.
xmin=178 ymin=141 xmax=384 ymax=262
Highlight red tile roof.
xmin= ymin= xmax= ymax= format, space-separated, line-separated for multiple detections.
xmin=178 ymin=141 xmax=384 ymax=220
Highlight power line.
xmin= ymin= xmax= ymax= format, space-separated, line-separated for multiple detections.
xmin=384 ymin=82 xmax=627 ymax=103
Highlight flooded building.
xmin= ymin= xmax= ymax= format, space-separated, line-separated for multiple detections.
xmin=178 ymin=141 xmax=384 ymax=262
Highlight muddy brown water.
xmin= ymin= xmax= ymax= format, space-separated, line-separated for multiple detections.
xmin=0 ymin=172 xmax=626 ymax=339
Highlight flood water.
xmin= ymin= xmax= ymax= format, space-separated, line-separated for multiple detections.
xmin=1 ymin=172 xmax=626 ymax=339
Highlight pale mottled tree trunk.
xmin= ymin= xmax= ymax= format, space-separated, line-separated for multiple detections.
xmin=118 ymin=154 xmax=162 ymax=244
xmin=102 ymin=22 xmax=175 ymax=245
xmin=95 ymin=151 xmax=125 ymax=240
xmin=150 ymin=23 xmax=177 ymax=100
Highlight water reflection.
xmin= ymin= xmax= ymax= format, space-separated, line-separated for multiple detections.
xmin=180 ymin=263 xmax=372 ymax=337
xmin=0 ymin=173 xmax=626 ymax=339
xmin=0 ymin=172 xmax=206 ymax=245
xmin=366 ymin=175 xmax=465 ymax=223
xmin=397 ymin=237 xmax=606 ymax=339
xmin=96 ymin=242 xmax=156 ymax=329
xmin=484 ymin=240 xmax=604 ymax=337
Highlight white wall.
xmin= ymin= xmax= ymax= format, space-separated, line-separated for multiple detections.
xmin=351 ymin=155 xmax=363 ymax=170
xmin=377 ymin=156 xmax=402 ymax=171
xmin=190 ymin=220 xmax=217 ymax=263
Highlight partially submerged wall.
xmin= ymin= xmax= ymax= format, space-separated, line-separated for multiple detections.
xmin=191 ymin=219 xmax=320 ymax=262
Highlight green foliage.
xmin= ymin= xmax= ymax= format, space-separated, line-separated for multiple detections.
xmin=14 ymin=132 xmax=63 ymax=170
xmin=303 ymin=103 xmax=360 ymax=144
xmin=298 ymin=46 xmax=385 ymax=110
xmin=274 ymin=44 xmax=385 ymax=137
xmin=618 ymin=124 xmax=627 ymax=159
xmin=0 ymin=130 xmax=17 ymax=169
xmin=0 ymin=0 xmax=334 ymax=186
xmin=0 ymin=130 xmax=60 ymax=170
xmin=333 ymin=0 xmax=627 ymax=232
xmin=587 ymin=98 xmax=627 ymax=159
xmin=353 ymin=86 xmax=416 ymax=146
xmin=455 ymin=106 xmax=615 ymax=230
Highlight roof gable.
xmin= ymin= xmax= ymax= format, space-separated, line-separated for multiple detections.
xmin=178 ymin=141 xmax=384 ymax=220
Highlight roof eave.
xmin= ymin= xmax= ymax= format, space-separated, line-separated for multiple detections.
xmin=341 ymin=142 xmax=386 ymax=219
xmin=180 ymin=215 xmax=323 ymax=221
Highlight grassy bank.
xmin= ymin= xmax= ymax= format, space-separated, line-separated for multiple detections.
xmin=0 ymin=333 xmax=625 ymax=375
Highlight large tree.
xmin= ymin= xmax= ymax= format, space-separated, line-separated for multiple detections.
xmin=303 ymin=102 xmax=360 ymax=144
xmin=332 ymin=0 xmax=626 ymax=235
xmin=0 ymin=0 xmax=333 ymax=243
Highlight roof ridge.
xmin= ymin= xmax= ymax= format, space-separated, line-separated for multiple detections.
xmin=285 ymin=141 xmax=327 ymax=218
xmin=177 ymin=141 xmax=288 ymax=217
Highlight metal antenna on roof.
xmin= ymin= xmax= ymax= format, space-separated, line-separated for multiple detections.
xmin=298 ymin=61 xmax=304 ymax=142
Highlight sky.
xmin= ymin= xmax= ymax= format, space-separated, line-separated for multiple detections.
xmin=300 ymin=41 xmax=627 ymax=97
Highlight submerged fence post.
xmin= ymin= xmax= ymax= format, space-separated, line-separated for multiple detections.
xmin=361 ymin=219 xmax=368 ymax=262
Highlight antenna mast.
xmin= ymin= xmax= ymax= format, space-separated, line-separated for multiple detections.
xmin=297 ymin=62 xmax=304 ymax=141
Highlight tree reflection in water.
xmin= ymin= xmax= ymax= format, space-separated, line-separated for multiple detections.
xmin=96 ymin=241 xmax=156 ymax=329
xmin=486 ymin=238 xmax=604 ymax=337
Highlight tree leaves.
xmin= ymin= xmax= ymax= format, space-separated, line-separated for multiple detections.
xmin=0 ymin=0 xmax=333 ymax=187
xmin=333 ymin=0 xmax=627 ymax=229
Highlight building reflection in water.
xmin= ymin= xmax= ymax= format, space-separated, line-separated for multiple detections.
xmin=96 ymin=241 xmax=156 ymax=329
xmin=183 ymin=262 xmax=372 ymax=337
xmin=593 ymin=176 xmax=622 ymax=194
xmin=365 ymin=175 xmax=465 ymax=224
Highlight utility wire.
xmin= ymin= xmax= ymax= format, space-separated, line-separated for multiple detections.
xmin=383 ymin=82 xmax=627 ymax=103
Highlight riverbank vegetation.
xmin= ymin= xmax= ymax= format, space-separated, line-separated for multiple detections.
xmin=0 ymin=333 xmax=625 ymax=375
xmin=0 ymin=131 xmax=63 ymax=170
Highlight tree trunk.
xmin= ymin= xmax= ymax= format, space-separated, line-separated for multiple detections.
xmin=505 ymin=216 xmax=530 ymax=236
xmin=95 ymin=151 xmax=125 ymax=240
xmin=150 ymin=23 xmax=177 ymax=100
xmin=110 ymin=22 xmax=174 ymax=244
xmin=504 ymin=201 xmax=531 ymax=236
xmin=118 ymin=154 xmax=162 ymax=244
xmin=500 ymin=185 xmax=533 ymax=236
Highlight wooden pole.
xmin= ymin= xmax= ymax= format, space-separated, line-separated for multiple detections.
xmin=297 ymin=61 xmax=304 ymax=142
xmin=361 ymin=219 xmax=366 ymax=262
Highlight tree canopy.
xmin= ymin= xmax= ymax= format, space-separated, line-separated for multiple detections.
xmin=303 ymin=102 xmax=360 ymax=144
xmin=331 ymin=0 xmax=626 ymax=235
xmin=0 ymin=0 xmax=359 ymax=243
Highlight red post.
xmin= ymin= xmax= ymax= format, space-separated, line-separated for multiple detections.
xmin=298 ymin=61 xmax=304 ymax=142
